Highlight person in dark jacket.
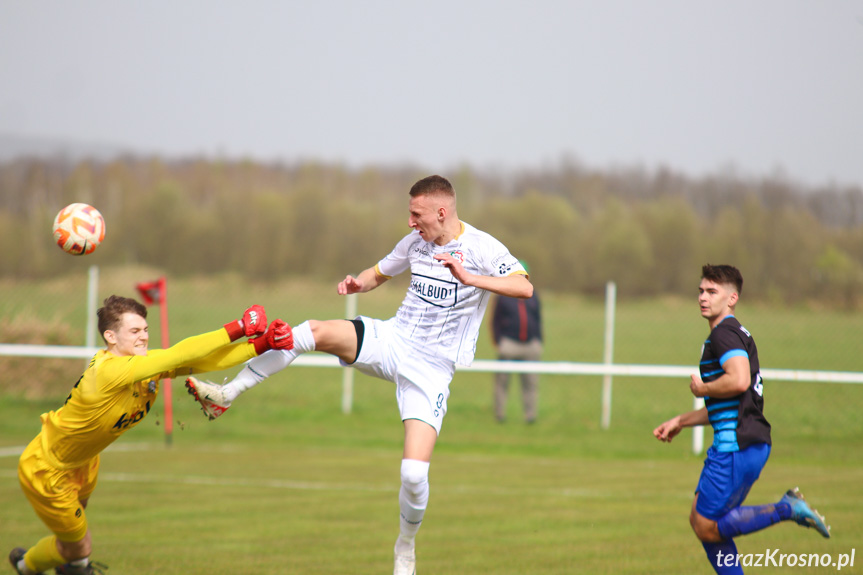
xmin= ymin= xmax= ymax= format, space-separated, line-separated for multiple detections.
xmin=490 ymin=261 xmax=542 ymax=423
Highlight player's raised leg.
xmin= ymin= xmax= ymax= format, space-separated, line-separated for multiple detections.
xmin=187 ymin=319 xmax=358 ymax=419
xmin=712 ymin=488 xmax=830 ymax=540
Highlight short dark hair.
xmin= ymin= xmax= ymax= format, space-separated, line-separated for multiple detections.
xmin=97 ymin=295 xmax=147 ymax=343
xmin=409 ymin=175 xmax=455 ymax=198
xmin=702 ymin=264 xmax=743 ymax=295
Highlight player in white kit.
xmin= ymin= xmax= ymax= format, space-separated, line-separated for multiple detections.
xmin=187 ymin=175 xmax=533 ymax=575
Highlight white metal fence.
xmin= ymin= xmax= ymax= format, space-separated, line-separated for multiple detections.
xmin=3 ymin=340 xmax=862 ymax=455
xmin=3 ymin=275 xmax=862 ymax=455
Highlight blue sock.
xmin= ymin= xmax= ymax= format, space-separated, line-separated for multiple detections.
xmin=703 ymin=540 xmax=743 ymax=574
xmin=717 ymin=502 xmax=792 ymax=539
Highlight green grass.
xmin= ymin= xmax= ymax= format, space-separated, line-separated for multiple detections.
xmin=1 ymin=268 xmax=862 ymax=573
xmin=2 ymin=387 xmax=859 ymax=574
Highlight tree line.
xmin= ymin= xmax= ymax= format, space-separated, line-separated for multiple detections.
xmin=1 ymin=157 xmax=862 ymax=308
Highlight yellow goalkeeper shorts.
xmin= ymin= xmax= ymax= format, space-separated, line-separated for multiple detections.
xmin=17 ymin=435 xmax=100 ymax=542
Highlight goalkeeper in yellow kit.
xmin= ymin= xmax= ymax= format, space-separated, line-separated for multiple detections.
xmin=8 ymin=295 xmax=293 ymax=575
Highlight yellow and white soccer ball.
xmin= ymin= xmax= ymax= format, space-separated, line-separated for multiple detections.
xmin=52 ymin=203 xmax=106 ymax=255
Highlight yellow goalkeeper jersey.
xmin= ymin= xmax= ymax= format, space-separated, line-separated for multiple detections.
xmin=38 ymin=328 xmax=255 ymax=470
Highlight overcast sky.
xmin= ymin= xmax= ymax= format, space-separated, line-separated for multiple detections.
xmin=1 ymin=1 xmax=862 ymax=186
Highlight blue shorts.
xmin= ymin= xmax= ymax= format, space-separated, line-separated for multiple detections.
xmin=695 ymin=443 xmax=771 ymax=521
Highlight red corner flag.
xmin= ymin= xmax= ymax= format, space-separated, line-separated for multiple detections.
xmin=135 ymin=278 xmax=164 ymax=305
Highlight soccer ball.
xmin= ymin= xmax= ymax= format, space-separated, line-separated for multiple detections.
xmin=52 ymin=203 xmax=106 ymax=255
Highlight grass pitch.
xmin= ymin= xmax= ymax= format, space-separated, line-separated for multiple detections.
xmin=2 ymin=369 xmax=860 ymax=574
xmin=1 ymin=272 xmax=861 ymax=573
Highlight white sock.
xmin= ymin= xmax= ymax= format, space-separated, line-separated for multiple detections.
xmin=397 ymin=459 xmax=430 ymax=551
xmin=223 ymin=321 xmax=315 ymax=403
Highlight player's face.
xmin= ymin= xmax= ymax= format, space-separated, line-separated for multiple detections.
xmin=106 ymin=312 xmax=150 ymax=356
xmin=408 ymin=194 xmax=445 ymax=244
xmin=698 ymin=279 xmax=737 ymax=326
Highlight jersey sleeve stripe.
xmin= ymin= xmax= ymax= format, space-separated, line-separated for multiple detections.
xmin=374 ymin=264 xmax=392 ymax=280
xmin=719 ymin=349 xmax=749 ymax=365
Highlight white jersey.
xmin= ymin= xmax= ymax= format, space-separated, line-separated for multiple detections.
xmin=375 ymin=221 xmax=525 ymax=366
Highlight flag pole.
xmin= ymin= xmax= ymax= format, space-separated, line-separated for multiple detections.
xmin=136 ymin=277 xmax=173 ymax=447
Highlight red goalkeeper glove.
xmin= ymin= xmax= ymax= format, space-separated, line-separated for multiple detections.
xmin=242 ymin=305 xmax=267 ymax=337
xmin=224 ymin=305 xmax=268 ymax=342
xmin=253 ymin=319 xmax=294 ymax=354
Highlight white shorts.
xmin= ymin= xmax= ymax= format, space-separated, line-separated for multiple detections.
xmin=341 ymin=316 xmax=455 ymax=434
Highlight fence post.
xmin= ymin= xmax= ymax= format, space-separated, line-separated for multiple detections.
xmin=692 ymin=397 xmax=706 ymax=454
xmin=86 ymin=265 xmax=99 ymax=348
xmin=601 ymin=281 xmax=617 ymax=430
xmin=341 ymin=293 xmax=358 ymax=414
